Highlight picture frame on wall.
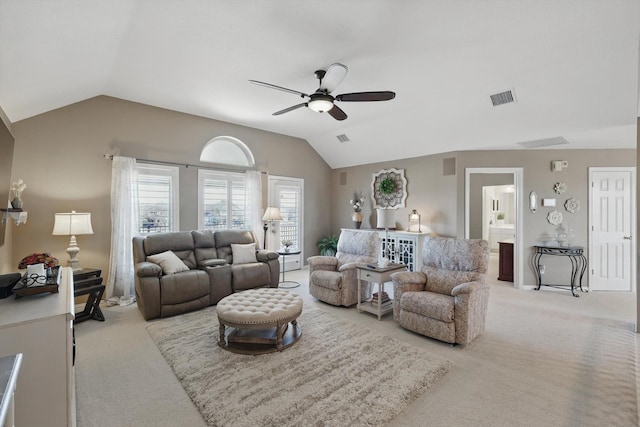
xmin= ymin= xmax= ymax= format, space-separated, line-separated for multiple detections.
xmin=371 ymin=168 xmax=407 ymax=209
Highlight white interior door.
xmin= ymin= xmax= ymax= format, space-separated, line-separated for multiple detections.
xmin=268 ymin=176 xmax=304 ymax=272
xmin=589 ymin=168 xmax=636 ymax=291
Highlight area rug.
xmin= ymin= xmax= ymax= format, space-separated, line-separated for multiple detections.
xmin=146 ymin=305 xmax=451 ymax=427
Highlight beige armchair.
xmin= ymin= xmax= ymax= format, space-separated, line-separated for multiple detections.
xmin=308 ymin=229 xmax=380 ymax=307
xmin=391 ymin=236 xmax=490 ymax=345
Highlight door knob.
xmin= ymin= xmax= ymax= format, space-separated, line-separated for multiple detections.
xmin=624 ymin=236 xmax=632 ymax=240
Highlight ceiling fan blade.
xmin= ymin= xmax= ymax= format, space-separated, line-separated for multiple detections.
xmin=249 ymin=80 xmax=309 ymax=98
xmin=273 ymin=103 xmax=307 ymax=116
xmin=319 ymin=63 xmax=348 ymax=93
xmin=327 ymin=104 xmax=347 ymax=121
xmin=335 ymin=91 xmax=396 ymax=102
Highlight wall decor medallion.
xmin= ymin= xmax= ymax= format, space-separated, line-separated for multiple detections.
xmin=553 ymin=182 xmax=567 ymax=194
xmin=547 ymin=210 xmax=563 ymax=226
xmin=564 ymin=198 xmax=580 ymax=213
xmin=371 ymin=168 xmax=407 ymax=209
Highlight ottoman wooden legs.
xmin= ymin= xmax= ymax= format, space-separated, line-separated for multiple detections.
xmin=218 ymin=317 xmax=301 ymax=355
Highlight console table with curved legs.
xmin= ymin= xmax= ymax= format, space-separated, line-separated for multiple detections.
xmin=533 ymin=245 xmax=587 ymax=297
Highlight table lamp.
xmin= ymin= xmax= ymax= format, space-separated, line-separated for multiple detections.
xmin=376 ymin=208 xmax=395 ymax=265
xmin=261 ymin=207 xmax=282 ymax=249
xmin=408 ymin=209 xmax=422 ymax=232
xmin=52 ymin=211 xmax=94 ymax=271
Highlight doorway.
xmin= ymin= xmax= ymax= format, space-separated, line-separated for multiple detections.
xmin=465 ymin=168 xmax=524 ymax=289
xmin=268 ymin=175 xmax=304 ymax=272
xmin=588 ymin=167 xmax=636 ymax=291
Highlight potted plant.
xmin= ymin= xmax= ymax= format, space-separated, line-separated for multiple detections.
xmin=317 ymin=235 xmax=338 ymax=256
xmin=496 ymin=212 xmax=505 ymax=225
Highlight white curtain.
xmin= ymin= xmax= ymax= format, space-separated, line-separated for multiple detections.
xmin=245 ymin=170 xmax=263 ymax=246
xmin=106 ymin=156 xmax=139 ymax=301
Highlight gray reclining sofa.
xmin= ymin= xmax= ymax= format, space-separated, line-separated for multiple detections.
xmin=133 ymin=229 xmax=280 ymax=320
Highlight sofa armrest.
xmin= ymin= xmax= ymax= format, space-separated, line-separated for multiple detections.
xmin=451 ymin=280 xmax=489 ymax=296
xmin=307 ymin=256 xmax=338 ymax=273
xmin=337 ymin=262 xmax=360 ymax=272
xmin=391 ymin=271 xmax=427 ymax=322
xmin=136 ymin=261 xmax=162 ymax=277
xmin=256 ymin=250 xmax=279 ymax=262
xmin=197 ymin=258 xmax=228 ymax=268
xmin=452 ymin=280 xmax=490 ymax=345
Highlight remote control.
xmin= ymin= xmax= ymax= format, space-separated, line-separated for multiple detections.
xmin=366 ymin=264 xmax=377 ymax=269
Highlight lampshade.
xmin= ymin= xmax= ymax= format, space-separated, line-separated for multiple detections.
xmin=308 ymin=96 xmax=334 ymax=113
xmin=52 ymin=211 xmax=94 ymax=236
xmin=376 ymin=208 xmax=395 ymax=229
xmin=262 ymin=207 xmax=283 ymax=222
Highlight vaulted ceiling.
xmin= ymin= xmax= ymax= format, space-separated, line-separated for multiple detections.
xmin=1 ymin=0 xmax=638 ymax=168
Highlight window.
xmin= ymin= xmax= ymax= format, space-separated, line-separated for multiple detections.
xmin=136 ymin=164 xmax=179 ymax=234
xmin=198 ymin=170 xmax=247 ymax=230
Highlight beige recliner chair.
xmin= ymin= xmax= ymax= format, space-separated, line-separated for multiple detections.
xmin=308 ymin=229 xmax=380 ymax=307
xmin=391 ymin=235 xmax=490 ymax=345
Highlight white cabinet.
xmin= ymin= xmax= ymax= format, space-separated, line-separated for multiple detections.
xmin=0 ymin=268 xmax=75 ymax=427
xmin=489 ymin=225 xmax=515 ymax=252
xmin=378 ymin=230 xmax=428 ymax=272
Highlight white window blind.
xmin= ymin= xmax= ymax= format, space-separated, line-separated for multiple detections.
xmin=136 ymin=164 xmax=179 ymax=234
xmin=279 ymin=189 xmax=299 ymax=248
xmin=199 ymin=170 xmax=247 ymax=230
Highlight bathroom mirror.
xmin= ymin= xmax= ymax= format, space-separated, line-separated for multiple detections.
xmin=529 ymin=191 xmax=537 ymax=213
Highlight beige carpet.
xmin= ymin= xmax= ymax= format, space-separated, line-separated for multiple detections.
xmin=146 ymin=305 xmax=451 ymax=427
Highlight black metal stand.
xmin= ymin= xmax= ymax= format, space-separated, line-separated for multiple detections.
xmin=278 ymin=250 xmax=301 ymax=289
xmin=533 ymin=245 xmax=587 ymax=297
xmin=73 ymin=268 xmax=106 ymax=323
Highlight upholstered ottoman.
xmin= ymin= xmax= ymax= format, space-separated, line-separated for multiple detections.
xmin=216 ymin=288 xmax=303 ymax=354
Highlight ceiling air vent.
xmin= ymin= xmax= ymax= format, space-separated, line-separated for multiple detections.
xmin=336 ymin=134 xmax=350 ymax=143
xmin=490 ymin=89 xmax=516 ymax=106
xmin=517 ymin=136 xmax=569 ymax=149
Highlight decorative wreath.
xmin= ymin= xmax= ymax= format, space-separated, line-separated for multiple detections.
xmin=380 ymin=178 xmax=395 ymax=194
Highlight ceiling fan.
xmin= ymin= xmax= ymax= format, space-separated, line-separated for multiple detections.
xmin=249 ymin=63 xmax=395 ymax=121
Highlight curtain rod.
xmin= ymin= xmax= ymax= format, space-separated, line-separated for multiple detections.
xmin=103 ymin=154 xmax=267 ymax=174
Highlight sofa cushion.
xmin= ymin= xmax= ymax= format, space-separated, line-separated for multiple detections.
xmin=231 ymin=243 xmax=258 ymax=265
xmin=159 ymin=270 xmax=210 ymax=305
xmin=147 ymin=250 xmax=190 ymax=275
xmin=192 ymin=230 xmax=218 ymax=263
xmin=215 ymin=230 xmax=257 ymax=264
xmin=231 ymin=263 xmax=270 ymax=291
xmin=144 ymin=231 xmax=197 ymax=268
xmin=400 ymin=291 xmax=454 ymax=323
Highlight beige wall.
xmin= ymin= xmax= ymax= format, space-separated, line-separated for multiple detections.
xmin=332 ymin=148 xmax=635 ymax=287
xmin=5 ymin=96 xmax=332 ymax=277
xmin=0 ymin=106 xmax=13 ymax=272
xmin=331 ymin=152 xmax=458 ymax=237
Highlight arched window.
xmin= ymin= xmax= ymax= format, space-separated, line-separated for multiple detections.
xmin=199 ymin=136 xmax=255 ymax=167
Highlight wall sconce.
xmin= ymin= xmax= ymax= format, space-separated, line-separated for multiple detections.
xmin=408 ymin=209 xmax=421 ymax=233
xmin=261 ymin=207 xmax=282 ymax=249
xmin=551 ymin=160 xmax=568 ymax=172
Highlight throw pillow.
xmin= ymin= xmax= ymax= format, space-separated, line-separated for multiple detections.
xmin=147 ymin=250 xmax=190 ymax=275
xmin=231 ymin=243 xmax=258 ymax=265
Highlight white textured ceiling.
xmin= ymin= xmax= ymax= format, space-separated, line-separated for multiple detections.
xmin=1 ymin=0 xmax=638 ymax=168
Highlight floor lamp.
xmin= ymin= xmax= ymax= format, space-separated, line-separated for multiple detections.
xmin=262 ymin=207 xmax=282 ymax=249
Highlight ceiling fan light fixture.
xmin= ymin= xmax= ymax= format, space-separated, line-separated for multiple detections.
xmin=308 ymin=97 xmax=334 ymax=113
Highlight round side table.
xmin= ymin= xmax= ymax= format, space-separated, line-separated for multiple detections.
xmin=277 ymin=249 xmax=301 ymax=289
